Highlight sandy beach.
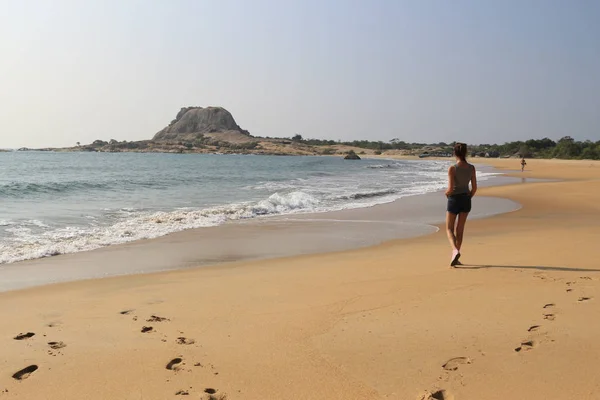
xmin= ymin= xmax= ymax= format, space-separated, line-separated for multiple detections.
xmin=1 ymin=158 xmax=600 ymax=400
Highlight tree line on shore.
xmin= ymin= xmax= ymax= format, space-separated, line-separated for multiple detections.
xmin=66 ymin=134 xmax=599 ymax=159
xmin=290 ymin=135 xmax=600 ymax=160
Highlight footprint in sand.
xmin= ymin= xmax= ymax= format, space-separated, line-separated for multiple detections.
xmin=12 ymin=365 xmax=38 ymax=380
xmin=147 ymin=315 xmax=170 ymax=323
xmin=578 ymin=297 xmax=592 ymax=302
xmin=201 ymin=394 xmax=228 ymax=400
xmin=166 ymin=358 xmax=183 ymax=371
xmin=13 ymin=332 xmax=35 ymax=340
xmin=176 ymin=337 xmax=195 ymax=345
xmin=528 ymin=325 xmax=541 ymax=332
xmin=48 ymin=341 xmax=66 ymax=350
xmin=514 ymin=340 xmax=536 ymax=352
xmin=441 ymin=357 xmax=471 ymax=371
xmin=119 ymin=310 xmax=139 ymax=321
xmin=175 ymin=390 xmax=189 ymax=396
xmin=418 ymin=389 xmax=453 ymax=400
xmin=543 ymin=313 xmax=556 ymax=321
xmin=543 ymin=303 xmax=555 ymax=309
xmin=141 ymin=326 xmax=153 ymax=333
xmin=201 ymin=389 xmax=228 ymax=400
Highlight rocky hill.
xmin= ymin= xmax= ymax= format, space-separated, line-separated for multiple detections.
xmin=153 ymin=106 xmax=251 ymax=142
xmin=48 ymin=105 xmax=385 ymax=157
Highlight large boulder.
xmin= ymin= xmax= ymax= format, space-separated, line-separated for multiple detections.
xmin=344 ymin=150 xmax=361 ymax=160
xmin=153 ymin=106 xmax=250 ymax=141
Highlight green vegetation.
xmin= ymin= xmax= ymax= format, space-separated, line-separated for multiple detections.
xmin=75 ymin=134 xmax=598 ymax=160
xmin=228 ymin=141 xmax=260 ymax=150
xmin=292 ymin=135 xmax=600 ymax=160
xmin=83 ymin=139 xmax=152 ymax=151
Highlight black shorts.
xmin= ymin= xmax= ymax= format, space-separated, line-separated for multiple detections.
xmin=447 ymin=193 xmax=472 ymax=214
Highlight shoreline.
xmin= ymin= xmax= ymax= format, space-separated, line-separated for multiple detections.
xmin=0 ymin=163 xmax=521 ymax=293
xmin=0 ymin=154 xmax=498 ymax=267
xmin=1 ymin=158 xmax=600 ymax=399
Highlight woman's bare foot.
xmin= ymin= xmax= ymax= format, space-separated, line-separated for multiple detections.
xmin=450 ymin=250 xmax=461 ymax=267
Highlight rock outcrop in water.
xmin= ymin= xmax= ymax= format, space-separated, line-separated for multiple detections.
xmin=344 ymin=150 xmax=361 ymax=160
xmin=153 ymin=106 xmax=251 ymax=142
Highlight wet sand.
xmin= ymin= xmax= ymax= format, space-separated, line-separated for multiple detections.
xmin=1 ymin=158 xmax=599 ymax=400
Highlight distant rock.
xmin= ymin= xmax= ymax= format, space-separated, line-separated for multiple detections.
xmin=344 ymin=150 xmax=361 ymax=160
xmin=153 ymin=106 xmax=250 ymax=142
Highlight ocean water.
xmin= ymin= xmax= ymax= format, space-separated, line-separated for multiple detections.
xmin=0 ymin=152 xmax=499 ymax=264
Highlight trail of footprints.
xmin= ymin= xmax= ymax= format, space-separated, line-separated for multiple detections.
xmin=513 ymin=277 xmax=594 ymax=355
xmin=121 ymin=309 xmax=227 ymax=399
xmin=7 ymin=276 xmax=595 ymax=399
xmin=420 ymin=276 xmax=596 ymax=399
xmin=9 ymin=327 xmax=68 ymax=382
xmin=6 ymin=310 xmax=227 ymax=399
xmin=514 ymin=300 xmax=557 ymax=353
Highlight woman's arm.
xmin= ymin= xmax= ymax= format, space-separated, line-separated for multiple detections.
xmin=470 ymin=165 xmax=478 ymax=197
xmin=445 ymin=166 xmax=455 ymax=197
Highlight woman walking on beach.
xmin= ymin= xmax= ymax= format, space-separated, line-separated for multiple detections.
xmin=445 ymin=143 xmax=477 ymax=266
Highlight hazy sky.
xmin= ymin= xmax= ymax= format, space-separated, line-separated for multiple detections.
xmin=1 ymin=0 xmax=599 ymax=148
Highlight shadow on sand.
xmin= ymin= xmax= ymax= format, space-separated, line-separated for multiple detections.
xmin=457 ymin=264 xmax=600 ymax=273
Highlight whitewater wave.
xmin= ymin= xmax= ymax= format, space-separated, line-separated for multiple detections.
xmin=0 ymin=191 xmax=323 ymax=264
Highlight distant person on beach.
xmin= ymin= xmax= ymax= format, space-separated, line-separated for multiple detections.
xmin=445 ymin=143 xmax=477 ymax=267
xmin=521 ymin=157 xmax=527 ymax=172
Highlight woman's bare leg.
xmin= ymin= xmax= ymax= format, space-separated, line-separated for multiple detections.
xmin=455 ymin=212 xmax=469 ymax=251
xmin=446 ymin=212 xmax=458 ymax=252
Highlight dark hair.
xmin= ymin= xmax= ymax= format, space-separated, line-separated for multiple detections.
xmin=454 ymin=142 xmax=467 ymax=162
